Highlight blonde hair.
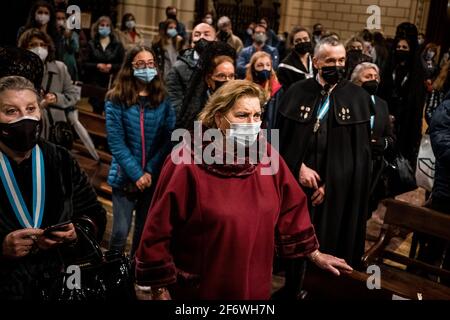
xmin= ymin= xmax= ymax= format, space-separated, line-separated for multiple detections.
xmin=91 ymin=16 xmax=114 ymax=39
xmin=198 ymin=80 xmax=267 ymax=128
xmin=245 ymin=51 xmax=278 ymax=98
xmin=433 ymin=59 xmax=450 ymax=91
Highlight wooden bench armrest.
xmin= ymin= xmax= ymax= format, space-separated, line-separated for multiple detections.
xmin=362 ymin=228 xmax=389 ymax=267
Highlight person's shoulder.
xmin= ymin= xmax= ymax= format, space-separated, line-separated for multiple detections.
xmin=39 ymin=140 xmax=72 ymax=163
xmin=175 ymin=48 xmax=196 ymax=66
xmin=338 ymin=80 xmax=369 ymax=97
xmin=374 ymin=95 xmax=388 ymax=108
xmin=53 ymin=60 xmax=70 ymax=73
xmin=280 ymin=52 xmax=295 ymax=65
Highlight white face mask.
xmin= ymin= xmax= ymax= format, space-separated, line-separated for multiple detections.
xmin=35 ymin=13 xmax=50 ymax=25
xmin=205 ymin=18 xmax=213 ymax=25
xmin=29 ymin=46 xmax=48 ymax=62
xmin=57 ymin=19 xmax=66 ymax=28
xmin=224 ymin=117 xmax=262 ymax=146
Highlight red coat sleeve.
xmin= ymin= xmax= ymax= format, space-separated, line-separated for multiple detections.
xmin=275 ymin=155 xmax=319 ymax=258
xmin=135 ymin=156 xmax=198 ymax=287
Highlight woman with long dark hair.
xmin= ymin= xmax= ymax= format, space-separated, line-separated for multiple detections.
xmin=18 ymin=1 xmax=63 ymax=60
xmin=105 ymin=46 xmax=175 ymax=256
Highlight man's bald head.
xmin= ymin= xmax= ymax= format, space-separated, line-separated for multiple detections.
xmin=192 ymin=23 xmax=216 ymax=45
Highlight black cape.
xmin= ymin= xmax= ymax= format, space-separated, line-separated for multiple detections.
xmin=277 ymin=78 xmax=372 ymax=266
xmin=0 ymin=141 xmax=106 ymax=299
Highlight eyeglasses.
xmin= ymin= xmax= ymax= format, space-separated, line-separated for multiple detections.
xmin=212 ymin=73 xmax=235 ymax=81
xmin=132 ymin=60 xmax=155 ymax=69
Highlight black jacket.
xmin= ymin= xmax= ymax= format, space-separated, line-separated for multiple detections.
xmin=165 ymin=48 xmax=198 ymax=115
xmin=0 ymin=141 xmax=106 ymax=300
xmin=277 ymin=52 xmax=314 ymax=89
xmin=430 ymin=90 xmax=450 ymax=204
xmin=83 ymin=34 xmax=125 ymax=87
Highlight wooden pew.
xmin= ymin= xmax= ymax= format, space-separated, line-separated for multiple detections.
xmin=73 ymin=152 xmax=111 ymax=197
xmin=362 ymin=198 xmax=450 ymax=300
xmin=77 ymin=109 xmax=109 ymax=153
xmin=302 ymin=265 xmax=395 ymax=300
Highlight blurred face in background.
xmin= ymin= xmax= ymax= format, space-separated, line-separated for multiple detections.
xmin=207 ymin=61 xmax=235 ymax=92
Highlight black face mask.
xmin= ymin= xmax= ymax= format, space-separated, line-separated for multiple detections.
xmin=320 ymin=66 xmax=345 ymax=85
xmin=313 ymin=31 xmax=322 ymax=37
xmin=209 ymin=80 xmax=227 ymax=93
xmin=167 ymin=12 xmax=177 ymax=20
xmin=218 ymin=31 xmax=230 ymax=41
xmin=361 ymin=80 xmax=379 ymax=95
xmin=395 ymin=50 xmax=409 ymax=64
xmin=0 ymin=117 xmax=41 ymax=152
xmin=294 ymin=42 xmax=312 ymax=55
xmin=252 ymin=69 xmax=271 ymax=83
xmin=194 ymin=38 xmax=211 ymax=55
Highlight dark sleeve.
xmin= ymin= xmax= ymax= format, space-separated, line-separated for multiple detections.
xmin=430 ymin=101 xmax=450 ymax=164
xmin=275 ymin=154 xmax=319 ymax=258
xmin=236 ymin=49 xmax=249 ymax=79
xmin=166 ymin=65 xmax=185 ymax=114
xmin=68 ymin=151 xmax=106 ymax=241
xmin=83 ymin=41 xmax=99 ymax=72
xmin=110 ymin=42 xmax=125 ymax=73
xmin=277 ymin=66 xmax=291 ymax=89
xmin=380 ymin=100 xmax=395 ymax=152
xmin=135 ymin=157 xmax=197 ymax=288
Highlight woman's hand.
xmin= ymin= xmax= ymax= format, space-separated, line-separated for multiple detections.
xmin=308 ymin=250 xmax=353 ymax=276
xmin=151 ymin=287 xmax=171 ymax=300
xmin=299 ymin=163 xmax=321 ymax=189
xmin=1 ymin=228 xmax=43 ymax=258
xmin=44 ymin=93 xmax=57 ymax=106
xmin=311 ymin=185 xmax=325 ymax=206
xmin=135 ymin=285 xmax=171 ymax=300
xmin=37 ymin=223 xmax=77 ymax=251
xmin=135 ymin=172 xmax=152 ymax=191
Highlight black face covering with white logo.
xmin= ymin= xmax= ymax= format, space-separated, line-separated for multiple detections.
xmin=0 ymin=117 xmax=41 ymax=152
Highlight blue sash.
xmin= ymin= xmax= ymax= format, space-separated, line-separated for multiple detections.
xmin=0 ymin=145 xmax=45 ymax=228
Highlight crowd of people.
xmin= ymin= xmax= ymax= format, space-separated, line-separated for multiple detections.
xmin=0 ymin=0 xmax=449 ymax=301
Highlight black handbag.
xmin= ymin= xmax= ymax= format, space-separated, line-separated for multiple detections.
xmin=381 ymin=153 xmax=417 ymax=198
xmin=39 ymin=223 xmax=136 ymax=301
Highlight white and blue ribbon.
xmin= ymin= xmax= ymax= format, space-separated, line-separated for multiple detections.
xmin=0 ymin=145 xmax=45 ymax=228
xmin=317 ymin=95 xmax=331 ymax=122
xmin=370 ymin=95 xmax=376 ymax=130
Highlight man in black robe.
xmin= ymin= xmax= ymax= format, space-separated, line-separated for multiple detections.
xmin=277 ymin=37 xmax=372 ymax=268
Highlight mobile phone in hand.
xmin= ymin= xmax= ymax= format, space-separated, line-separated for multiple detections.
xmin=43 ymin=221 xmax=71 ymax=237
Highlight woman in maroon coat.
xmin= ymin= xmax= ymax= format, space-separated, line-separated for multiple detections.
xmin=135 ymin=80 xmax=352 ymax=300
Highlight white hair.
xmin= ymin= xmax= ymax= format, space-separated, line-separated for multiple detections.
xmin=350 ymin=62 xmax=379 ymax=83
xmin=217 ymin=16 xmax=231 ymax=29
xmin=313 ymin=37 xmax=344 ymax=59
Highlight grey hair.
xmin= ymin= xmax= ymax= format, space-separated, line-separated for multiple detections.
xmin=217 ymin=16 xmax=231 ymax=29
xmin=350 ymin=62 xmax=379 ymax=83
xmin=313 ymin=36 xmax=344 ymax=59
xmin=0 ymin=76 xmax=38 ymax=97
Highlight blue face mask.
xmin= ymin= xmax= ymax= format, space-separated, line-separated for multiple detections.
xmin=98 ymin=26 xmax=111 ymax=37
xmin=133 ymin=68 xmax=158 ymax=83
xmin=166 ymin=28 xmax=178 ymax=38
xmin=252 ymin=69 xmax=271 ymax=82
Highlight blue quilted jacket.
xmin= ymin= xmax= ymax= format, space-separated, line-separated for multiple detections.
xmin=105 ymin=98 xmax=176 ymax=188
